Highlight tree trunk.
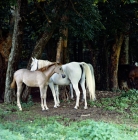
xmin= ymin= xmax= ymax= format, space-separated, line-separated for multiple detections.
xmin=4 ymin=0 xmax=27 ymax=103
xmin=119 ymin=25 xmax=130 ymax=89
xmin=120 ymin=35 xmax=129 ymax=64
xmin=56 ymin=28 xmax=68 ymax=63
xmin=0 ymin=6 xmax=15 ymax=101
xmin=27 ymin=29 xmax=56 ymax=69
xmin=56 ymin=37 xmax=63 ymax=63
xmin=62 ymin=28 xmax=68 ymax=63
xmin=110 ymin=33 xmax=124 ymax=90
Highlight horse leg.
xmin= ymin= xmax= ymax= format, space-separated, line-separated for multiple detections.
xmin=54 ymin=85 xmax=60 ymax=106
xmin=49 ymin=83 xmax=59 ymax=107
xmin=72 ymin=84 xmax=80 ymax=109
xmin=40 ymin=97 xmax=45 ymax=111
xmin=40 ymin=86 xmax=47 ymax=111
xmin=80 ymin=79 xmax=88 ymax=109
xmin=16 ymin=83 xmax=23 ymax=111
xmin=43 ymin=86 xmax=49 ymax=110
xmin=69 ymin=84 xmax=74 ymax=100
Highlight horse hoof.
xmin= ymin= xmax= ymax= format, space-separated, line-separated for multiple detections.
xmin=74 ymin=106 xmax=79 ymax=109
xmin=84 ymin=107 xmax=88 ymax=109
xmin=19 ymin=108 xmax=22 ymax=111
xmin=54 ymin=106 xmax=57 ymax=108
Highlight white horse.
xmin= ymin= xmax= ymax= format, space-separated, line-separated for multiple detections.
xmin=31 ymin=58 xmax=96 ymax=109
xmin=11 ymin=63 xmax=66 ymax=111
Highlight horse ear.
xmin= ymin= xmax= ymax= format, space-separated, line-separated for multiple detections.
xmin=32 ymin=57 xmax=34 ymax=61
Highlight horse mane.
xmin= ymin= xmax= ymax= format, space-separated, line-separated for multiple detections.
xmin=38 ymin=60 xmax=53 ymax=69
xmin=38 ymin=62 xmax=62 ymax=72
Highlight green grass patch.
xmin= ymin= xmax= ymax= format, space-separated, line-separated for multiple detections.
xmin=0 ymin=116 xmax=138 ymax=140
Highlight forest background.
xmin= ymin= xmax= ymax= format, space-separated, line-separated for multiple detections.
xmin=0 ymin=0 xmax=138 ymax=103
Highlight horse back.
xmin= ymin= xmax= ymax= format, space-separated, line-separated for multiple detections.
xmin=63 ymin=62 xmax=82 ymax=83
xmin=14 ymin=69 xmax=47 ymax=87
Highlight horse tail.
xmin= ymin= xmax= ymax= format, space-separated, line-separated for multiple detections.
xmin=88 ymin=63 xmax=96 ymax=96
xmin=80 ymin=62 xmax=96 ymax=101
xmin=11 ymin=77 xmax=16 ymax=89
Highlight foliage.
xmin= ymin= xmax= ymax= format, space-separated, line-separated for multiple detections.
xmin=0 ymin=114 xmax=138 ymax=140
xmin=0 ymin=124 xmax=24 ymax=140
xmin=89 ymin=89 xmax=138 ymax=121
xmin=67 ymin=0 xmax=105 ymax=40
xmin=97 ymin=0 xmax=138 ymax=40
xmin=24 ymin=0 xmax=105 ymax=42
xmin=0 ymin=1 xmax=11 ymax=32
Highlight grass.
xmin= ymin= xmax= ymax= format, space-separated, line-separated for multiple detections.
xmin=0 ymin=115 xmax=138 ymax=140
xmin=89 ymin=89 xmax=138 ymax=123
xmin=0 ymin=90 xmax=138 ymax=140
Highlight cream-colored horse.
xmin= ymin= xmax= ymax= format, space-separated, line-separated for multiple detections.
xmin=11 ymin=63 xmax=66 ymax=111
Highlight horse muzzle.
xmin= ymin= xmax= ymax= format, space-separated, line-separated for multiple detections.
xmin=62 ymin=74 xmax=66 ymax=78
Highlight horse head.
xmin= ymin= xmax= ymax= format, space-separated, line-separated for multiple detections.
xmin=54 ymin=63 xmax=66 ymax=78
xmin=30 ymin=57 xmax=38 ymax=71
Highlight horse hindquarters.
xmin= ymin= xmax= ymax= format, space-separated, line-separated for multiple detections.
xmin=65 ymin=63 xmax=82 ymax=109
xmin=80 ymin=62 xmax=96 ymax=101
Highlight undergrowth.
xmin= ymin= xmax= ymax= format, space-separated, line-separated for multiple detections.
xmin=0 ymin=116 xmax=138 ymax=140
xmin=89 ymin=89 xmax=138 ymax=122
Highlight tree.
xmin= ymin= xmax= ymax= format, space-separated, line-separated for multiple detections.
xmin=97 ymin=0 xmax=138 ymax=90
xmin=4 ymin=0 xmax=28 ymax=103
xmin=0 ymin=1 xmax=12 ymax=101
xmin=56 ymin=15 xmax=68 ymax=63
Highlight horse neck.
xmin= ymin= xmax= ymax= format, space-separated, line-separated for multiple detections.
xmin=43 ymin=65 xmax=55 ymax=79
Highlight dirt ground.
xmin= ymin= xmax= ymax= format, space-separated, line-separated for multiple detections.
xmin=0 ymin=90 xmax=127 ymax=124
xmin=29 ymin=90 xmax=123 ymax=123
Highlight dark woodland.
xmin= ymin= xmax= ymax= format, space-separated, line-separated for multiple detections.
xmin=0 ymin=0 xmax=138 ymax=103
